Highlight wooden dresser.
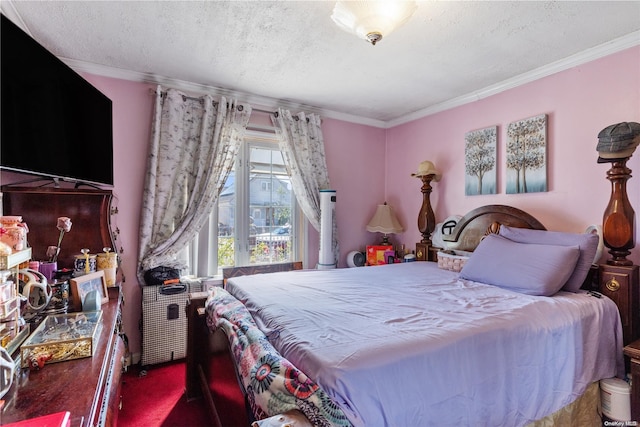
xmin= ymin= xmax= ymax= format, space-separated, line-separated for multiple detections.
xmin=1 ymin=286 xmax=125 ymax=426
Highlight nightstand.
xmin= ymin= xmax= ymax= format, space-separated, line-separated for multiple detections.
xmin=416 ymin=243 xmax=440 ymax=262
xmin=599 ymin=264 xmax=640 ymax=346
xmin=623 ymin=339 xmax=640 ymax=421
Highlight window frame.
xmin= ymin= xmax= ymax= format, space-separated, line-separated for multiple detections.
xmin=185 ymin=129 xmax=303 ymax=278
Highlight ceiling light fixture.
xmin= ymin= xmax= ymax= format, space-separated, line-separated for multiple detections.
xmin=331 ymin=0 xmax=418 ymax=46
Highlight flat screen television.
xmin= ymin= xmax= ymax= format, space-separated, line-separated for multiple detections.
xmin=1 ymin=14 xmax=114 ymax=187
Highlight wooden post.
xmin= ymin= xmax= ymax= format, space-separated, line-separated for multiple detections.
xmin=603 ymin=158 xmax=635 ymax=266
xmin=417 ymin=174 xmax=436 ymax=245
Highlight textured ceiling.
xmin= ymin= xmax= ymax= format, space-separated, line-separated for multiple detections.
xmin=2 ymin=1 xmax=640 ymax=126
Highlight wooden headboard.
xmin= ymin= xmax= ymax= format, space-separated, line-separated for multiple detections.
xmin=442 ymin=204 xmax=547 ymax=252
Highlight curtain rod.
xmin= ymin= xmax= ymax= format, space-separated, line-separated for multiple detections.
xmin=149 ymin=89 xmax=275 ymax=115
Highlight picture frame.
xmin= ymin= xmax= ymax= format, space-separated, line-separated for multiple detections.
xmin=465 ymin=126 xmax=497 ymax=195
xmin=70 ymin=270 xmax=109 ymax=311
xmin=506 ymin=114 xmax=547 ymax=194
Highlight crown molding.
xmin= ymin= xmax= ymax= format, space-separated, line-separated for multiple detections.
xmin=387 ymin=31 xmax=640 ymax=128
xmin=4 ymin=0 xmax=638 ymax=130
xmin=63 ymin=30 xmax=640 ymax=129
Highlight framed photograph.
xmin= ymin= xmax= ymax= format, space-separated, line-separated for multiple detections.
xmin=70 ymin=270 xmax=109 ymax=311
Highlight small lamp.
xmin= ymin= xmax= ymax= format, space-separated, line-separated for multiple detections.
xmin=366 ymin=202 xmax=403 ymax=245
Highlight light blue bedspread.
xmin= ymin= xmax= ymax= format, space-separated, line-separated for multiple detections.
xmin=225 ymin=262 xmax=624 ymax=427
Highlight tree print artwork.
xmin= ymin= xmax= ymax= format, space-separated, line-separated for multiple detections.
xmin=506 ymin=114 xmax=547 ymax=194
xmin=465 ymin=126 xmax=497 ymax=195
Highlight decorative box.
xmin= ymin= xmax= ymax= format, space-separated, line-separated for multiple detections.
xmin=20 ymin=311 xmax=103 ymax=368
xmin=0 ymin=281 xmax=16 ymax=302
xmin=366 ymin=245 xmax=394 ymax=266
xmin=0 ymin=216 xmax=28 ymax=253
xmin=0 ymin=297 xmax=19 ymax=320
xmin=437 ymin=250 xmax=472 ymax=272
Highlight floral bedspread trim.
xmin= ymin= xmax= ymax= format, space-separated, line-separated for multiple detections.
xmin=206 ymin=287 xmax=351 ymax=427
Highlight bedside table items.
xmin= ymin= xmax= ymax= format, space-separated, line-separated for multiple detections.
xmin=403 ymin=253 xmax=416 ymax=262
xmin=366 ymin=202 xmax=403 ymax=245
xmin=0 ymin=216 xmax=28 ymax=253
xmin=41 ymin=280 xmax=70 ymax=315
xmin=96 ymin=247 xmax=117 ymax=286
xmin=70 ymin=271 xmax=109 ymax=312
xmin=366 ymin=245 xmax=393 ymax=266
xmin=346 ymin=251 xmax=366 ymax=268
xmin=0 ymin=270 xmax=17 ymax=322
xmin=18 ymin=269 xmax=51 ymax=312
xmin=20 ymin=310 xmax=103 ymax=368
xmin=73 ymin=248 xmax=96 ymax=277
xmin=82 ymin=290 xmax=101 ymax=312
xmin=49 ymin=217 xmax=72 ymax=264
xmin=37 ymin=261 xmax=58 ymax=283
xmin=599 ymin=377 xmax=631 ymax=422
xmin=437 ymin=250 xmax=471 ymax=272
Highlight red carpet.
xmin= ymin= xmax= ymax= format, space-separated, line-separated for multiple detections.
xmin=119 ymin=357 xmax=248 ymax=427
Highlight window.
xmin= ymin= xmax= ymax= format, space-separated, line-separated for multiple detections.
xmin=186 ymin=131 xmax=301 ymax=277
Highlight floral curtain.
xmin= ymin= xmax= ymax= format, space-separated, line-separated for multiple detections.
xmin=271 ymin=108 xmax=339 ymax=266
xmin=137 ymin=86 xmax=251 ymax=282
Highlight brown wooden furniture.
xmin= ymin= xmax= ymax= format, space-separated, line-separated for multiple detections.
xmin=187 ymin=261 xmax=304 ymax=426
xmin=599 ymin=264 xmax=640 ymax=346
xmin=1 ymin=286 xmax=125 ymax=426
xmin=602 ymin=159 xmax=635 ymax=266
xmin=1 ymin=186 xmax=117 ymax=270
xmin=416 ymin=173 xmax=437 ymax=247
xmin=415 ymin=242 xmax=439 ymax=262
xmin=222 ymin=261 xmax=303 ymax=287
xmin=623 ymin=340 xmax=640 ymax=421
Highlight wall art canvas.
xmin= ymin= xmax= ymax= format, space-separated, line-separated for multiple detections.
xmin=506 ymin=114 xmax=547 ymax=194
xmin=465 ymin=126 xmax=497 ymax=195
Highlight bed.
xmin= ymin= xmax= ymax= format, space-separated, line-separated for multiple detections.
xmin=186 ymin=204 xmax=626 ymax=426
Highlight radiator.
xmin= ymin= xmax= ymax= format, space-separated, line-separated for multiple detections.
xmin=141 ymin=280 xmax=202 ymax=366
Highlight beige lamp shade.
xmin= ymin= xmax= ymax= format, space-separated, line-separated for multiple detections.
xmin=367 ymin=202 xmax=404 ymax=235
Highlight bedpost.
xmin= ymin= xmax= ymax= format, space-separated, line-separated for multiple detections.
xmin=186 ymin=292 xmax=209 ymax=400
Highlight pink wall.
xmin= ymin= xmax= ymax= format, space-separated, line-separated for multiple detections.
xmin=0 ymin=81 xmax=385 ymax=358
xmin=2 ymin=46 xmax=637 ymax=360
xmin=386 ymin=46 xmax=640 ymax=265
xmin=318 ymin=118 xmax=387 ymax=267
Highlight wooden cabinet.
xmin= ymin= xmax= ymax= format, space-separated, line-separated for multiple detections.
xmin=1 ymin=186 xmax=116 ymax=271
xmin=599 ymin=264 xmax=639 ymax=346
xmin=623 ymin=340 xmax=640 ymax=421
xmin=415 ymin=243 xmax=439 ymax=262
xmin=1 ymin=286 xmax=125 ymax=426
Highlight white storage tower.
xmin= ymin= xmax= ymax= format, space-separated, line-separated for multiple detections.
xmin=318 ymin=189 xmax=336 ymax=270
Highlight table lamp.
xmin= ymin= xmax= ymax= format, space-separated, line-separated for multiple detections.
xmin=366 ymin=202 xmax=403 ymax=245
